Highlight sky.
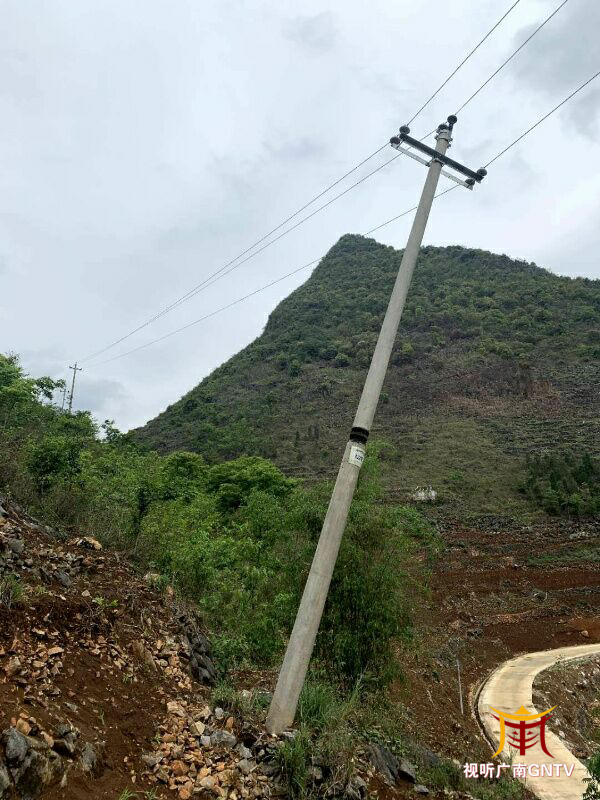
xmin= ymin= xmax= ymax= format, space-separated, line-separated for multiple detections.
xmin=1 ymin=0 xmax=599 ymax=431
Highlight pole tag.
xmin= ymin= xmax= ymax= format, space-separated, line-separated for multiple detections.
xmin=348 ymin=444 xmax=366 ymax=468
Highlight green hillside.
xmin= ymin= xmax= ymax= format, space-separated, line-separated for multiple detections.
xmin=133 ymin=235 xmax=600 ymax=518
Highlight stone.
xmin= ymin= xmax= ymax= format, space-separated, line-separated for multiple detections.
xmin=74 ymin=537 xmax=102 ymax=551
xmin=2 ymin=728 xmax=63 ymax=797
xmin=415 ymin=785 xmax=430 ymax=795
xmin=7 ymin=538 xmax=25 ymax=556
xmin=398 ymin=758 xmax=417 ymax=784
xmin=236 ymin=744 xmax=252 ymax=760
xmin=200 ymin=736 xmax=211 ymax=748
xmin=210 ymin=730 xmax=237 ymax=748
xmin=3 ymin=729 xmax=29 ymax=763
xmin=344 ymin=775 xmax=367 ymax=799
xmin=167 ymin=701 xmax=186 ymax=718
xmin=15 ymin=719 xmax=31 ymax=736
xmin=5 ymin=657 xmax=22 ymax=678
xmin=367 ymin=743 xmax=416 ymax=786
xmin=132 ymin=640 xmax=156 ymax=670
xmin=237 ymin=759 xmax=254 ymax=776
xmin=56 ymin=571 xmax=72 ymax=588
xmin=214 ymin=707 xmax=224 ymax=720
xmin=199 ymin=775 xmax=216 ymax=790
xmin=172 ymin=760 xmax=188 ymax=777
xmin=0 ymin=762 xmax=10 ymax=797
xmin=80 ymin=742 xmax=104 ymax=776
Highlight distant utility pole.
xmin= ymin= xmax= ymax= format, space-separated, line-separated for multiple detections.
xmin=266 ymin=117 xmax=486 ymax=734
xmin=67 ymin=362 xmax=82 ymax=414
xmin=60 ymin=382 xmax=68 ymax=412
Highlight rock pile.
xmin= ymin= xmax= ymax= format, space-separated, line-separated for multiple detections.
xmin=141 ymin=698 xmax=280 ymax=799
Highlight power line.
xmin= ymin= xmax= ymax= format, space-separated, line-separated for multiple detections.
xmin=455 ymin=0 xmax=570 ymax=116
xmin=97 ymin=186 xmax=459 ymax=366
xmin=406 ymin=0 xmax=522 ymax=126
xmin=82 ymin=151 xmax=402 ymax=364
xmin=79 ymin=5 xmax=524 ymax=367
xmin=485 ymin=67 xmax=600 ymax=167
xmin=418 ymin=0 xmax=569 ymax=141
xmin=99 ymin=58 xmax=600 ymax=370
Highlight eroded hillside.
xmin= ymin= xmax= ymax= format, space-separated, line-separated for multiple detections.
xmin=134 ymin=236 xmax=600 ymax=517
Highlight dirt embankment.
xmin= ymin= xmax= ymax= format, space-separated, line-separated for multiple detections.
xmin=0 ymin=498 xmax=282 ymax=800
xmin=393 ymin=517 xmax=600 ymax=764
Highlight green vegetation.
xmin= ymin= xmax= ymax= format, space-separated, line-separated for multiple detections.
xmin=584 ymin=753 xmax=600 ymax=800
xmin=523 ymin=451 xmax=600 ymax=516
xmin=527 ymin=545 xmax=600 ymax=567
xmin=133 ymin=237 xmax=600 ymax=518
xmin=0 ymin=352 xmax=432 ymax=678
xmin=0 ymin=350 xmax=444 ymax=795
xmin=0 ymin=573 xmax=24 ymax=608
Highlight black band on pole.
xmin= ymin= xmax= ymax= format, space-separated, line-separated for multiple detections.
xmin=350 ymin=427 xmax=369 ymax=445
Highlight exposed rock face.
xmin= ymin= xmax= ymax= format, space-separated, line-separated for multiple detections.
xmin=178 ymin=613 xmax=217 ymax=686
xmin=367 ymin=743 xmax=416 ymax=786
xmin=1 ymin=727 xmax=64 ymax=798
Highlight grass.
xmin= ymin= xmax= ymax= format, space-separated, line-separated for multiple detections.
xmin=528 ymin=545 xmax=600 ymax=567
xmin=0 ymin=574 xmax=24 ymax=608
xmin=423 ymin=760 xmax=525 ymax=800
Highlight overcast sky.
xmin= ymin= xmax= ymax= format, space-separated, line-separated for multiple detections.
xmin=1 ymin=0 xmax=599 ymax=431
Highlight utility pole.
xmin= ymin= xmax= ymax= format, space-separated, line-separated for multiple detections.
xmin=60 ymin=382 xmax=68 ymax=412
xmin=266 ymin=116 xmax=486 ymax=734
xmin=67 ymin=362 xmax=82 ymax=414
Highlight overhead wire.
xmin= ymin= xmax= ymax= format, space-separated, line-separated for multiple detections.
xmin=418 ymin=0 xmax=570 ymax=141
xmin=97 ymin=59 xmax=600 ymax=367
xmin=80 ymin=3 xmax=527 ymax=366
xmin=406 ymin=0 xmax=522 ymax=126
xmin=454 ymin=0 xmax=570 ymax=116
xmin=97 ymin=186 xmax=460 ymax=365
xmin=484 ymin=67 xmax=600 ymax=167
xmin=79 ymin=149 xmax=403 ymax=363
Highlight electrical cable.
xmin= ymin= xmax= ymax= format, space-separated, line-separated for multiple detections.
xmin=407 ymin=0 xmax=522 ymax=126
xmin=484 ymin=68 xmax=600 ymax=167
xmin=418 ymin=0 xmax=570 ymax=141
xmin=80 ymin=145 xmax=395 ymax=364
xmin=97 ymin=186 xmax=459 ymax=365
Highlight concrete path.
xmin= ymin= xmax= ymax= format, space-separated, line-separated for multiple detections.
xmin=478 ymin=643 xmax=600 ymax=800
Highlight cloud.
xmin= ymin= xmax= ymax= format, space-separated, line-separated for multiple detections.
xmin=283 ymin=13 xmax=337 ymax=53
xmin=265 ymin=136 xmax=329 ymax=162
xmin=74 ymin=375 xmax=127 ymax=420
xmin=1 ymin=0 xmax=599 ymax=435
xmin=509 ymin=2 xmax=600 ymax=137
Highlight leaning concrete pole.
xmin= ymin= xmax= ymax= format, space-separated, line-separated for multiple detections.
xmin=266 ymin=122 xmax=453 ymax=734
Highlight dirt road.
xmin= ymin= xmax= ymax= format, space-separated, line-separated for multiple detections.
xmin=478 ymin=643 xmax=600 ymax=799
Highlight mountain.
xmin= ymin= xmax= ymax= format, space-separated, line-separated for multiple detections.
xmin=133 ymin=235 xmax=600 ymax=517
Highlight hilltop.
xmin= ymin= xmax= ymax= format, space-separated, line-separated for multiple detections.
xmin=134 ymin=236 xmax=600 ymax=518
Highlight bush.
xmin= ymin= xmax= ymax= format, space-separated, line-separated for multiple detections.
xmin=205 ymin=456 xmax=295 ymax=511
xmin=522 ymin=451 xmax=600 ymax=516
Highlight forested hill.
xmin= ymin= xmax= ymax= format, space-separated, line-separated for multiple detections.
xmin=133 ymin=235 xmax=600 ymax=516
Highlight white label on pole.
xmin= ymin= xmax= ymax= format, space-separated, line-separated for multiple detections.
xmin=348 ymin=444 xmax=366 ymax=468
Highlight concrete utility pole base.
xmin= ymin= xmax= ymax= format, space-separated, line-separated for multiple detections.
xmin=266 ymin=122 xmax=453 ymax=735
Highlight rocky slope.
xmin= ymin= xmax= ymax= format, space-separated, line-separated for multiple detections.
xmin=0 ymin=495 xmax=279 ymax=800
xmin=1 ymin=494 xmax=461 ymax=800
xmin=133 ymin=236 xmax=600 ymax=517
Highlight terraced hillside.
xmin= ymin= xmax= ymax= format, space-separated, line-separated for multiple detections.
xmin=134 ymin=236 xmax=600 ymax=518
